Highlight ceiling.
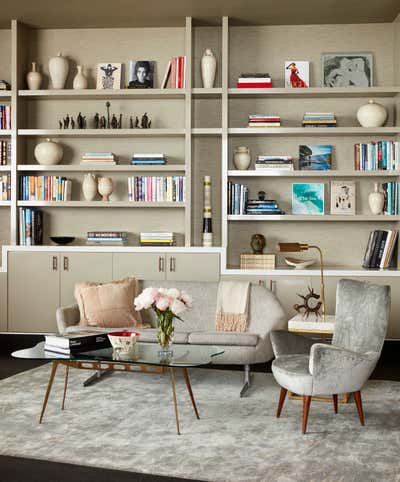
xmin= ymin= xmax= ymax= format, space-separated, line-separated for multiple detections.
xmin=0 ymin=0 xmax=399 ymax=29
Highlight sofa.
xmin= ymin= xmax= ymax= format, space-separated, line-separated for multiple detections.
xmin=56 ymin=280 xmax=288 ymax=395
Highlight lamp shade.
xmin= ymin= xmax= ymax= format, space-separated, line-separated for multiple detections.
xmin=279 ymin=242 xmax=305 ymax=252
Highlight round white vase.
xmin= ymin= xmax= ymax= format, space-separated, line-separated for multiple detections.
xmin=49 ymin=52 xmax=69 ymax=89
xmin=201 ymin=49 xmax=216 ymax=89
xmin=82 ymin=174 xmax=97 ymax=201
xmin=357 ymin=99 xmax=388 ymax=128
xmin=98 ymin=177 xmax=114 ymax=201
xmin=73 ymin=65 xmax=88 ymax=89
xmin=34 ymin=139 xmax=63 ymax=165
xmin=26 ymin=62 xmax=43 ymax=90
xmin=368 ymin=182 xmax=384 ymax=215
xmin=233 ymin=146 xmax=251 ymax=170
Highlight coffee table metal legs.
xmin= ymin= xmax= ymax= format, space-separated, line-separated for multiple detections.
xmin=61 ymin=365 xmax=69 ymax=410
xmin=182 ymin=368 xmax=200 ymax=419
xmin=169 ymin=368 xmax=181 ymax=435
xmin=39 ymin=360 xmax=59 ymax=424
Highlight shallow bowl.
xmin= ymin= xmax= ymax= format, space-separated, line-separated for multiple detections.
xmin=50 ymin=236 xmax=75 ymax=245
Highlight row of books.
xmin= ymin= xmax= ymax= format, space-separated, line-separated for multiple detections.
xmin=248 ymin=114 xmax=280 ymax=127
xmin=131 ymin=153 xmax=167 ymax=165
xmin=227 ymin=182 xmax=248 ymax=215
xmin=0 ymin=140 xmax=11 ymax=165
xmin=128 ymin=176 xmax=185 ymax=202
xmin=302 ymin=112 xmax=336 ymax=128
xmin=382 ymin=182 xmax=399 ymax=215
xmin=18 ymin=208 xmax=43 ymax=245
xmin=0 ymin=174 xmax=11 ymax=200
xmin=20 ymin=176 xmax=72 ymax=201
xmin=0 ymin=105 xmax=11 ymax=130
xmin=0 ymin=80 xmax=10 ymax=90
xmin=161 ymin=56 xmax=186 ymax=89
xmin=246 ymin=198 xmax=285 ymax=215
xmin=354 ymin=142 xmax=400 ymax=171
xmin=237 ymin=73 xmax=272 ymax=89
xmin=140 ymin=232 xmax=176 ymax=246
xmin=81 ymin=152 xmax=117 ymax=165
xmin=45 ymin=331 xmax=110 ymax=355
xmin=362 ymin=230 xmax=398 ymax=269
xmin=87 ymin=231 xmax=128 ymax=246
xmin=255 ymin=156 xmax=294 ymax=171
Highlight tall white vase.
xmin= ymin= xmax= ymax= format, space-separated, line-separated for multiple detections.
xmin=73 ymin=65 xmax=88 ymax=89
xmin=201 ymin=49 xmax=216 ymax=89
xmin=49 ymin=53 xmax=69 ymax=89
xmin=368 ymin=182 xmax=384 ymax=215
xmin=26 ymin=62 xmax=43 ymax=90
xmin=82 ymin=174 xmax=97 ymax=201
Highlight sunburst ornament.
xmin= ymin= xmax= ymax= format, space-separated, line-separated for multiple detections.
xmin=293 ymin=287 xmax=322 ymax=318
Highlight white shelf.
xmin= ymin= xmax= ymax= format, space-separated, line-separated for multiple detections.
xmin=228 ymin=127 xmax=400 ymax=136
xmin=228 ymin=86 xmax=400 ymax=98
xmin=18 ymin=129 xmax=185 ymax=138
xmin=227 ymin=214 xmax=399 ymax=221
xmin=192 ymin=88 xmax=223 ymax=98
xmin=0 ymin=91 xmax=11 ymax=98
xmin=17 ymin=201 xmax=185 ymax=208
xmin=0 ymin=201 xmax=10 ymax=207
xmin=18 ymin=89 xmax=185 ymax=100
xmin=18 ymin=164 xmax=186 ymax=172
xmin=223 ymin=267 xmax=400 ymax=277
xmin=228 ymin=170 xmax=400 ymax=177
xmin=0 ymin=166 xmax=11 ymax=171
xmin=0 ymin=130 xmax=11 ymax=136
xmin=191 ymin=128 xmax=222 ymax=136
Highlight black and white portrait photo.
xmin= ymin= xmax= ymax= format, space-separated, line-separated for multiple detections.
xmin=96 ymin=63 xmax=122 ymax=89
xmin=322 ymin=53 xmax=373 ymax=87
xmin=128 ymin=60 xmax=154 ymax=88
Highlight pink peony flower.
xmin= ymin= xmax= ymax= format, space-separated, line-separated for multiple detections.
xmin=156 ymin=295 xmax=170 ymax=311
xmin=180 ymin=290 xmax=193 ymax=307
xmin=166 ymin=288 xmax=180 ymax=299
xmin=170 ymin=299 xmax=187 ymax=316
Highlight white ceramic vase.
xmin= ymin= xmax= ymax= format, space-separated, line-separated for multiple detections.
xmin=357 ymin=99 xmax=388 ymax=128
xmin=49 ymin=52 xmax=69 ymax=89
xmin=201 ymin=49 xmax=216 ymax=89
xmin=82 ymin=174 xmax=97 ymax=201
xmin=233 ymin=146 xmax=251 ymax=170
xmin=73 ymin=65 xmax=88 ymax=89
xmin=368 ymin=182 xmax=384 ymax=215
xmin=26 ymin=62 xmax=43 ymax=90
xmin=98 ymin=176 xmax=114 ymax=201
xmin=34 ymin=139 xmax=63 ymax=165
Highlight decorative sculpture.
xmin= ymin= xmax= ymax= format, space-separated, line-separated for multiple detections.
xmin=106 ymin=101 xmax=111 ymax=128
xmin=250 ymin=234 xmax=266 ymax=254
xmin=111 ymin=114 xmax=118 ymax=129
xmin=293 ymin=287 xmax=322 ymax=318
xmin=94 ymin=113 xmax=100 ymax=129
xmin=202 ymin=175 xmax=213 ymax=247
xmin=141 ymin=112 xmax=149 ymax=129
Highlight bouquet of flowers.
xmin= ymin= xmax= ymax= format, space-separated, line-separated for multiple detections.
xmin=134 ymin=287 xmax=192 ymax=354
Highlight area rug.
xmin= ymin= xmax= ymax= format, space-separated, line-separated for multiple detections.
xmin=0 ymin=365 xmax=399 ymax=482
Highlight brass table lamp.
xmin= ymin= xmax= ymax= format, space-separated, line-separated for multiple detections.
xmin=279 ymin=243 xmax=325 ymax=319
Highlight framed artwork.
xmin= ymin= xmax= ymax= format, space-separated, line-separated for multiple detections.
xmin=321 ymin=53 xmax=373 ymax=87
xmin=299 ymin=145 xmax=332 ymax=170
xmin=330 ymin=181 xmax=356 ymax=215
xmin=96 ymin=63 xmax=121 ymax=89
xmin=128 ymin=60 xmax=155 ymax=88
xmin=285 ymin=61 xmax=309 ymax=88
xmin=292 ymin=183 xmax=325 ymax=215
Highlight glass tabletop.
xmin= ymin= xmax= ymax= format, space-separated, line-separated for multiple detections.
xmin=12 ymin=342 xmax=224 ymax=368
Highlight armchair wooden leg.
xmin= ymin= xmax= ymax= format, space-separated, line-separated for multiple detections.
xmin=302 ymin=396 xmax=312 ymax=434
xmin=354 ymin=390 xmax=365 ymax=426
xmin=276 ymin=388 xmax=287 ymax=418
xmin=333 ymin=394 xmax=338 ymax=414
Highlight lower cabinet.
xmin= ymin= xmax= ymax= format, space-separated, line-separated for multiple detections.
xmin=113 ymin=253 xmax=165 ymax=281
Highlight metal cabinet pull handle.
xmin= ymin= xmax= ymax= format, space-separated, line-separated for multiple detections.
xmin=52 ymin=256 xmax=58 ymax=271
xmin=159 ymin=256 xmax=164 ymax=272
xmin=63 ymin=256 xmax=69 ymax=271
xmin=170 ymin=257 xmax=176 ymax=272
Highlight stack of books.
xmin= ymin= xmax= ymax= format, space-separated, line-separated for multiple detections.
xmin=248 ymin=114 xmax=280 ymax=128
xmin=18 ymin=208 xmax=43 ymax=245
xmin=255 ymin=155 xmax=294 ymax=170
xmin=44 ymin=331 xmax=111 ymax=356
xmin=0 ymin=80 xmax=10 ymax=90
xmin=0 ymin=173 xmax=11 ymax=200
xmin=128 ymin=176 xmax=185 ymax=202
xmin=131 ymin=153 xmax=167 ymax=166
xmin=246 ymin=198 xmax=285 ymax=215
xmin=382 ymin=182 xmax=399 ymax=215
xmin=362 ymin=229 xmax=398 ymax=269
xmin=302 ymin=112 xmax=337 ymax=128
xmin=227 ymin=182 xmax=248 ymax=215
xmin=87 ymin=231 xmax=128 ymax=246
xmin=0 ymin=140 xmax=10 ymax=165
xmin=20 ymin=176 xmax=72 ymax=201
xmin=237 ymin=73 xmax=272 ymax=88
xmin=354 ymin=141 xmax=400 ymax=171
xmin=81 ymin=152 xmax=117 ymax=165
xmin=161 ymin=56 xmax=186 ymax=89
xmin=0 ymin=105 xmax=11 ymax=130
xmin=140 ymin=232 xmax=176 ymax=247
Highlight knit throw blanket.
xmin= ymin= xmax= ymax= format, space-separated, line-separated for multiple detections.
xmin=215 ymin=281 xmax=250 ymax=332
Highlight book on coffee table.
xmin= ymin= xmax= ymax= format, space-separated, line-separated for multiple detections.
xmin=45 ymin=331 xmax=111 ymax=355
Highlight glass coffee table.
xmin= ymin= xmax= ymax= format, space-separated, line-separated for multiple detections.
xmin=12 ymin=342 xmax=224 ymax=435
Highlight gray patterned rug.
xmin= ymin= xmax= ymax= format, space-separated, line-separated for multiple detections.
xmin=0 ymin=365 xmax=399 ymax=482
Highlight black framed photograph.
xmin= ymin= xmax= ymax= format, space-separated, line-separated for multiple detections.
xmin=321 ymin=53 xmax=373 ymax=87
xmin=128 ymin=60 xmax=155 ymax=88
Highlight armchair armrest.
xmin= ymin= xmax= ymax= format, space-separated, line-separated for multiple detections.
xmin=56 ymin=304 xmax=80 ymax=334
xmin=310 ymin=343 xmax=377 ymax=395
xmin=270 ymin=330 xmax=315 ymax=358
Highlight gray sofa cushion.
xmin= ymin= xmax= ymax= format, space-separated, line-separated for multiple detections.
xmin=272 ymin=354 xmax=313 ymax=395
xmin=188 ymin=331 xmax=259 ymax=347
xmin=136 ymin=328 xmax=189 ymax=344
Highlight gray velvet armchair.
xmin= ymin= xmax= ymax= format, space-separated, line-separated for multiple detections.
xmin=270 ymin=279 xmax=390 ymax=433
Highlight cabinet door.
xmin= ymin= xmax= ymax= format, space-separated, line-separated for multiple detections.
xmin=8 ymin=252 xmax=60 ymax=332
xmin=60 ymin=252 xmax=113 ymax=306
xmin=112 ymin=253 xmax=166 ymax=281
xmin=166 ymin=253 xmax=220 ymax=282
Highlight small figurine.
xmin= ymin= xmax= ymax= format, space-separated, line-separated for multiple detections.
xmin=59 ymin=120 xmax=62 ymax=129
xmin=250 ymin=234 xmax=266 ymax=255
xmin=141 ymin=112 xmax=149 ymax=129
xmin=71 ymin=117 xmax=75 ymax=129
xmin=77 ymin=112 xmax=84 ymax=129
xmin=94 ymin=113 xmax=100 ymax=129
xmin=106 ymin=101 xmax=111 ymax=129
xmin=135 ymin=116 xmax=139 ymax=128
xmin=83 ymin=116 xmax=87 ymax=129
xmin=100 ymin=115 xmax=106 ymax=129
xmin=118 ymin=113 xmax=122 ymax=129
xmin=111 ymin=114 xmax=118 ymax=129
xmin=130 ymin=116 xmax=134 ymax=129
xmin=148 ymin=120 xmax=151 ymax=128
xmin=258 ymin=190 xmax=266 ymax=201
xmin=63 ymin=114 xmax=70 ymax=129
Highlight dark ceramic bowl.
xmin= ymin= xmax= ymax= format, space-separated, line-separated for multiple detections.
xmin=50 ymin=236 xmax=75 ymax=246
